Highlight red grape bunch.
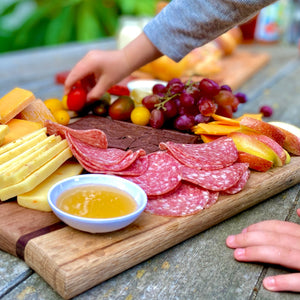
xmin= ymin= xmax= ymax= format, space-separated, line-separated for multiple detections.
xmin=141 ymin=78 xmax=247 ymax=131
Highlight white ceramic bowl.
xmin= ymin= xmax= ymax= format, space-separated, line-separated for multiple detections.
xmin=48 ymin=174 xmax=147 ymax=233
xmin=127 ymin=79 xmax=167 ymax=92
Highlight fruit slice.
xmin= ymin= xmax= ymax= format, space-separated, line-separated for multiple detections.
xmin=240 ymin=117 xmax=286 ymax=147
xmin=252 ymin=134 xmax=287 ymax=166
xmin=237 ymin=151 xmax=273 ymax=172
xmin=228 ymin=132 xmax=279 ymax=169
xmin=269 ymin=121 xmax=300 ymax=155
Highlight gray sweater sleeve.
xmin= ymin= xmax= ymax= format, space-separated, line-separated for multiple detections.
xmin=143 ymin=0 xmax=276 ymax=61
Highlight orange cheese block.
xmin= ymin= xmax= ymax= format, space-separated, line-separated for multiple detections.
xmin=16 ymin=99 xmax=56 ymax=125
xmin=0 ymin=87 xmax=35 ymax=124
xmin=3 ymin=119 xmax=43 ymax=145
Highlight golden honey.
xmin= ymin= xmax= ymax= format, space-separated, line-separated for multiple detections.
xmin=56 ymin=185 xmax=137 ymax=218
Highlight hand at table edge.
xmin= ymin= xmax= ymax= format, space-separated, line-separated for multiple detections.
xmin=226 ymin=208 xmax=300 ymax=292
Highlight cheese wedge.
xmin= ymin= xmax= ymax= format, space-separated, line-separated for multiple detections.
xmin=0 ymin=127 xmax=46 ymax=156
xmin=16 ymin=99 xmax=56 ymax=125
xmin=17 ymin=160 xmax=83 ymax=211
xmin=0 ymin=87 xmax=35 ymax=124
xmin=3 ymin=118 xmax=43 ymax=145
xmin=0 ymin=135 xmax=63 ymax=188
xmin=0 ymin=129 xmax=47 ymax=165
xmin=0 ymin=147 xmax=72 ymax=201
xmin=0 ymin=125 xmax=9 ymax=145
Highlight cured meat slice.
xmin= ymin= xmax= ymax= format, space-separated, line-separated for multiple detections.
xmin=160 ymin=137 xmax=238 ymax=170
xmin=181 ymin=163 xmax=249 ymax=191
xmin=80 ymin=156 xmax=149 ymax=176
xmin=66 ymin=132 xmax=132 ymax=166
xmin=45 ymin=120 xmax=108 ymax=149
xmin=123 ymin=151 xmax=182 ymax=196
xmin=145 ymin=183 xmax=219 ymax=217
xmin=66 ymin=132 xmax=146 ymax=172
xmin=223 ymin=169 xmax=251 ymax=195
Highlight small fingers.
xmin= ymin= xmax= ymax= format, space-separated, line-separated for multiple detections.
xmin=226 ymin=231 xmax=300 ymax=251
xmin=233 ymin=246 xmax=300 ymax=271
xmin=243 ymin=219 xmax=300 ymax=237
xmin=263 ymin=273 xmax=300 ymax=292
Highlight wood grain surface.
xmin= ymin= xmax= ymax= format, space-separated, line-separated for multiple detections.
xmin=22 ymin=157 xmax=300 ymax=299
xmin=0 ymin=114 xmax=299 ymax=299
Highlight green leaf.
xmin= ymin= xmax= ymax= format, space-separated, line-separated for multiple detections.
xmin=12 ymin=2 xmax=58 ymax=49
xmin=44 ymin=5 xmax=74 ymax=45
xmin=76 ymin=1 xmax=105 ymax=41
xmin=93 ymin=0 xmax=118 ymax=35
xmin=116 ymin=0 xmax=135 ymax=15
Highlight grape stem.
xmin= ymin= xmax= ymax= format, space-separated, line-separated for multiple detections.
xmin=154 ymin=93 xmax=179 ymax=111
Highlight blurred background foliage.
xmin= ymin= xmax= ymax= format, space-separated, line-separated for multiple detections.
xmin=0 ymin=0 xmax=157 ymax=53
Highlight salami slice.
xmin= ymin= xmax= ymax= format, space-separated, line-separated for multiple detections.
xmin=45 ymin=120 xmax=108 ymax=149
xmin=145 ymin=182 xmax=219 ymax=217
xmin=223 ymin=169 xmax=250 ymax=195
xmin=181 ymin=163 xmax=249 ymax=191
xmin=80 ymin=156 xmax=149 ymax=176
xmin=123 ymin=151 xmax=182 ymax=196
xmin=66 ymin=132 xmax=146 ymax=172
xmin=160 ymin=137 xmax=238 ymax=170
xmin=66 ymin=132 xmax=132 ymax=167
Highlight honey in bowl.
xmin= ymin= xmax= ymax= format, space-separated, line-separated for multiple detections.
xmin=56 ymin=185 xmax=137 ymax=218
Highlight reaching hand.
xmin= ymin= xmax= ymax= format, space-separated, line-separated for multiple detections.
xmin=64 ymin=32 xmax=162 ymax=103
xmin=226 ymin=208 xmax=300 ymax=292
xmin=64 ymin=49 xmax=131 ymax=102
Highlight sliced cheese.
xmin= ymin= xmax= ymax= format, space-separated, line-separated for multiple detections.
xmin=0 ymin=125 xmax=9 ymax=146
xmin=0 ymin=129 xmax=47 ymax=165
xmin=0 ymin=147 xmax=73 ymax=201
xmin=16 ymin=99 xmax=56 ymax=125
xmin=0 ymin=135 xmax=63 ymax=188
xmin=17 ymin=160 xmax=83 ymax=212
xmin=3 ymin=118 xmax=43 ymax=145
xmin=0 ymin=87 xmax=35 ymax=124
xmin=0 ymin=127 xmax=46 ymax=156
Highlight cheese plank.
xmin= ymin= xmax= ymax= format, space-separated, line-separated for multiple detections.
xmin=0 ymin=146 xmax=72 ymax=201
xmin=3 ymin=119 xmax=43 ymax=145
xmin=0 ymin=130 xmax=47 ymax=165
xmin=0 ymin=136 xmax=63 ymax=189
xmin=0 ymin=124 xmax=9 ymax=145
xmin=17 ymin=160 xmax=83 ymax=212
xmin=0 ymin=87 xmax=35 ymax=124
xmin=0 ymin=127 xmax=46 ymax=157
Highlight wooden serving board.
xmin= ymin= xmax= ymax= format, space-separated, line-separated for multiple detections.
xmin=132 ymin=50 xmax=270 ymax=91
xmin=0 ymin=116 xmax=299 ymax=299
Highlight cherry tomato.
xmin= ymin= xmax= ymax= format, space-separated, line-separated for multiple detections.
xmin=67 ymin=87 xmax=87 ymax=111
xmin=130 ymin=106 xmax=151 ymax=126
xmin=55 ymin=70 xmax=70 ymax=85
xmin=109 ymin=95 xmax=134 ymax=121
xmin=107 ymin=85 xmax=130 ymax=96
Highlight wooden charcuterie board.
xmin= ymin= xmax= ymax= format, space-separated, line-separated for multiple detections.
xmin=1 ymin=116 xmax=299 ymax=299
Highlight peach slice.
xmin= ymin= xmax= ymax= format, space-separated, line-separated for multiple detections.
xmin=269 ymin=121 xmax=300 ymax=155
xmin=228 ymin=131 xmax=280 ymax=168
xmin=252 ymin=134 xmax=287 ymax=166
xmin=237 ymin=151 xmax=273 ymax=172
xmin=240 ymin=117 xmax=286 ymax=147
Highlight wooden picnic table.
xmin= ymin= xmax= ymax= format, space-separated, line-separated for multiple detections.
xmin=0 ymin=38 xmax=300 ymax=300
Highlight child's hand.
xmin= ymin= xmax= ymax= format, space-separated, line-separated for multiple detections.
xmin=64 ymin=49 xmax=130 ymax=103
xmin=226 ymin=208 xmax=300 ymax=292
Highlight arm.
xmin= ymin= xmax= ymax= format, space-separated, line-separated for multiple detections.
xmin=226 ymin=208 xmax=300 ymax=292
xmin=65 ymin=0 xmax=276 ymax=100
